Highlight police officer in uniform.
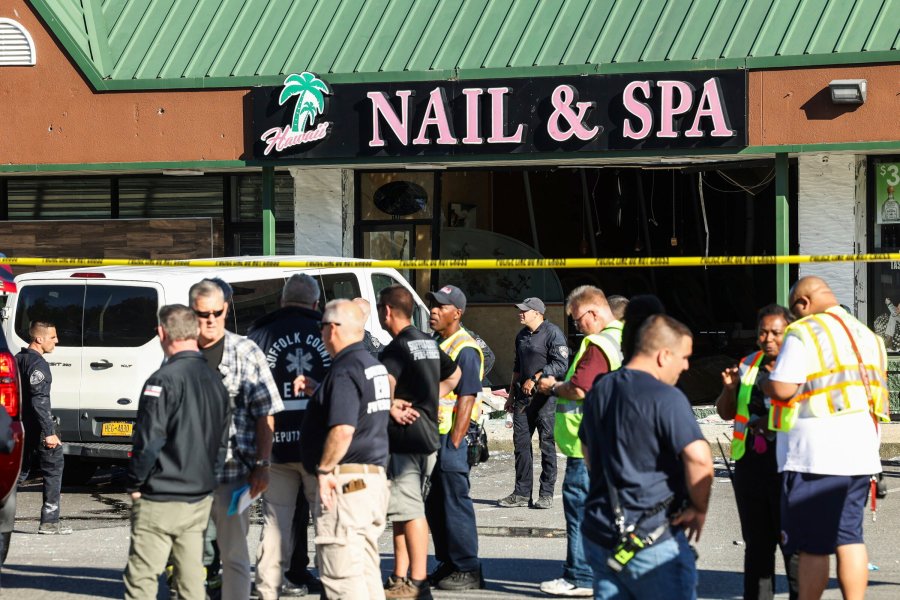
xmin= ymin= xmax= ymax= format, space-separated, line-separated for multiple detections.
xmin=16 ymin=321 xmax=71 ymax=535
xmin=425 ymin=285 xmax=486 ymax=591
xmin=717 ymin=304 xmax=799 ymax=600
xmin=249 ymin=274 xmax=329 ymax=598
xmin=295 ymin=299 xmax=392 ymax=599
xmin=499 ymin=297 xmax=567 ymax=510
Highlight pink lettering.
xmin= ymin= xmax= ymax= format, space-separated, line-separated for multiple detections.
xmin=657 ymin=81 xmax=694 ymax=138
xmin=487 ymin=87 xmax=525 ymax=144
xmin=685 ymin=78 xmax=735 ymax=138
xmin=260 ymin=122 xmax=330 ymax=156
xmin=413 ymin=88 xmax=457 ymax=145
xmin=461 ymin=88 xmax=483 ymax=144
xmin=622 ymin=81 xmax=654 ymax=140
xmin=367 ymin=90 xmax=413 ymax=147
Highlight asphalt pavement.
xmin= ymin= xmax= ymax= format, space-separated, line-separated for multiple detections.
xmin=3 ymin=426 xmax=900 ymax=599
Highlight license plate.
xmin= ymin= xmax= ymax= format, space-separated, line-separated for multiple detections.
xmin=101 ymin=422 xmax=133 ymax=437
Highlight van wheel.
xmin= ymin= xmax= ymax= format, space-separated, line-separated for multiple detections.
xmin=62 ymin=458 xmax=98 ymax=486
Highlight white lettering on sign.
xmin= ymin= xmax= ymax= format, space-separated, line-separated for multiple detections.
xmin=261 ymin=122 xmax=330 ymax=156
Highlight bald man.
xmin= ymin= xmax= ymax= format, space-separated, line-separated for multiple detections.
xmin=353 ymin=297 xmax=383 ymax=358
xmin=763 ymin=276 xmax=889 ymax=600
xmin=295 ymin=299 xmax=392 ymax=599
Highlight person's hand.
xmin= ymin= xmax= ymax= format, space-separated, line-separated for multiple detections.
xmin=536 ymin=376 xmax=556 ymax=396
xmin=503 ymin=399 xmax=514 ymax=412
xmin=720 ymin=366 xmax=739 ymax=392
xmin=248 ymin=466 xmax=270 ymax=498
xmin=390 ymin=400 xmax=419 ymax=425
xmin=293 ymin=375 xmax=319 ymax=397
xmin=130 ymin=491 xmax=141 ymax=501
xmin=450 ymin=431 xmax=465 ymax=449
xmin=672 ymin=507 xmax=706 ymax=542
xmin=318 ymin=473 xmax=339 ymax=511
xmin=44 ymin=434 xmax=61 ymax=449
xmin=521 ymin=379 xmax=536 ymax=396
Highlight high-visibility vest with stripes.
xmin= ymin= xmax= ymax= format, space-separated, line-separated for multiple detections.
xmin=732 ymin=351 xmax=764 ymax=461
xmin=769 ymin=308 xmax=890 ymax=432
xmin=554 ymin=320 xmax=624 ymax=458
xmin=438 ymin=328 xmax=485 ymax=435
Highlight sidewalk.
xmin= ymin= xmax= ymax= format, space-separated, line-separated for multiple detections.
xmin=486 ymin=406 xmax=900 ymax=460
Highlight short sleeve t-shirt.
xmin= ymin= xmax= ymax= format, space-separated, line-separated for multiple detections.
xmin=579 ymin=368 xmax=704 ymax=548
xmin=453 ymin=347 xmax=483 ymax=397
xmin=380 ymin=326 xmax=456 ymax=453
xmin=568 ymin=345 xmax=610 ymax=392
xmin=770 ymin=327 xmax=881 ymax=476
xmin=300 ymin=342 xmax=391 ymax=472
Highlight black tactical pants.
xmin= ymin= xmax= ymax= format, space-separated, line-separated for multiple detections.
xmin=512 ymin=394 xmax=557 ymax=499
xmin=20 ymin=442 xmax=64 ymax=524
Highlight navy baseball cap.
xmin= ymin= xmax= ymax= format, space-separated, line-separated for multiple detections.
xmin=427 ymin=285 xmax=466 ymax=310
xmin=516 ymin=297 xmax=546 ymax=314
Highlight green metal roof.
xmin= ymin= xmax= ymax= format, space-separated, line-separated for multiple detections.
xmin=31 ymin=0 xmax=900 ymax=91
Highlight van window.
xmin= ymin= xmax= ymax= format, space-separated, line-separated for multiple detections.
xmin=14 ymin=285 xmax=85 ymax=346
xmin=84 ymin=286 xmax=159 ymax=348
xmin=229 ymin=278 xmax=285 ymax=334
xmin=318 ymin=273 xmax=361 ymax=307
xmin=371 ymin=273 xmax=427 ymax=331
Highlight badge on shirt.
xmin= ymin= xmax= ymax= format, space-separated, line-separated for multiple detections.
xmin=143 ymin=384 xmax=163 ymax=397
xmin=30 ymin=370 xmax=45 ymax=385
xmin=558 ymin=346 xmax=570 ymax=359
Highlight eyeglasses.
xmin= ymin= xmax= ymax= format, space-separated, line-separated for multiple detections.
xmin=194 ymin=308 xmax=225 ymax=319
xmin=572 ymin=309 xmax=595 ymax=322
xmin=319 ymin=321 xmax=342 ymax=331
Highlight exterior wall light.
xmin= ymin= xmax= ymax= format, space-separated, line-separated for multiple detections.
xmin=828 ymin=79 xmax=867 ymax=105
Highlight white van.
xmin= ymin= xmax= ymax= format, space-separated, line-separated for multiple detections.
xmin=2 ymin=256 xmax=429 ymax=483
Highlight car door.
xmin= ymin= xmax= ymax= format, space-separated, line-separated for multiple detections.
xmin=9 ymin=281 xmax=85 ymax=444
xmin=79 ymin=282 xmax=163 ymax=443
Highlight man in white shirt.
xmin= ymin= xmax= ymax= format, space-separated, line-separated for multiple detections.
xmin=764 ymin=276 xmax=886 ymax=600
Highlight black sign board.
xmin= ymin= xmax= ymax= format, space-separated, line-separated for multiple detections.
xmin=250 ymin=70 xmax=747 ymax=161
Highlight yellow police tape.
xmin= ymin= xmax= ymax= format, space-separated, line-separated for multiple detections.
xmin=2 ymin=253 xmax=900 ymax=270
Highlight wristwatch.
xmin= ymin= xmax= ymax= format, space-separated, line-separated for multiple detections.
xmin=316 ymin=465 xmax=334 ymax=475
xmin=550 ymin=382 xmax=561 ymax=396
xmin=254 ymin=459 xmax=271 ymax=469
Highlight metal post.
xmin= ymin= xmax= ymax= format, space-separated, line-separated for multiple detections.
xmin=262 ymin=166 xmax=276 ymax=256
xmin=775 ymin=153 xmax=790 ymax=305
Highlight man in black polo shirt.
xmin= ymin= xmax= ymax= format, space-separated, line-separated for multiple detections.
xmin=294 ymin=299 xmax=391 ymax=599
xmin=377 ymin=284 xmax=460 ymax=599
xmin=499 ymin=297 xmax=568 ymax=510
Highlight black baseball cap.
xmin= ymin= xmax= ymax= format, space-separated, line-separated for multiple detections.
xmin=516 ymin=297 xmax=545 ymax=314
xmin=427 ymin=285 xmax=466 ymax=310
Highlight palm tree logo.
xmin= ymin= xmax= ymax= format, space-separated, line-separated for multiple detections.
xmin=279 ymin=72 xmax=330 ymax=134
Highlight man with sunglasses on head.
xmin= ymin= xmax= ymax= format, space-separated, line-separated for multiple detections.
xmin=536 ymin=285 xmax=624 ymax=597
xmin=248 ymin=274 xmax=329 ymax=599
xmin=189 ymin=279 xmax=282 ymax=600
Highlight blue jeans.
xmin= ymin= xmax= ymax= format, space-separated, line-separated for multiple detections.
xmin=562 ymin=457 xmax=592 ymax=588
xmin=583 ymin=531 xmax=697 ymax=600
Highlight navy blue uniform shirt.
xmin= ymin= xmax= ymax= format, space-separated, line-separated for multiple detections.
xmin=579 ymin=368 xmax=704 ymax=548
xmin=513 ymin=320 xmax=569 ymax=385
xmin=300 ymin=341 xmax=391 ymax=473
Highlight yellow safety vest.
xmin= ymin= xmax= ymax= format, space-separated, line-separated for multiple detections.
xmin=732 ymin=351 xmax=764 ymax=461
xmin=438 ymin=328 xmax=485 ymax=435
xmin=555 ymin=321 xmax=623 ymax=458
xmin=769 ymin=307 xmax=890 ymax=432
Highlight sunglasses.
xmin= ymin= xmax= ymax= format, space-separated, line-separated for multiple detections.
xmin=319 ymin=321 xmax=342 ymax=331
xmin=194 ymin=308 xmax=226 ymax=319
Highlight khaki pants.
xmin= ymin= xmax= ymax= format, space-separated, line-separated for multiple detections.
xmin=211 ymin=480 xmax=252 ymax=600
xmin=300 ymin=465 xmax=390 ymax=600
xmin=123 ymin=495 xmax=213 ymax=600
xmin=256 ymin=462 xmax=306 ymax=600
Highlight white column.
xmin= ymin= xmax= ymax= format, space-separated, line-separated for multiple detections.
xmin=798 ymin=153 xmax=866 ymax=312
xmin=289 ymin=168 xmax=354 ymax=258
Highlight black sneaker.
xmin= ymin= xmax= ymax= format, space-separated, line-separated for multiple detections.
xmin=437 ymin=569 xmax=485 ymax=591
xmin=286 ymin=571 xmax=322 ymax=593
xmin=497 ymin=493 xmax=529 ymax=508
xmin=427 ymin=562 xmax=455 ymax=586
xmin=280 ymin=576 xmax=309 ymax=597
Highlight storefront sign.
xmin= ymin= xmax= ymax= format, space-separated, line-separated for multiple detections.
xmin=250 ymin=70 xmax=746 ymax=161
